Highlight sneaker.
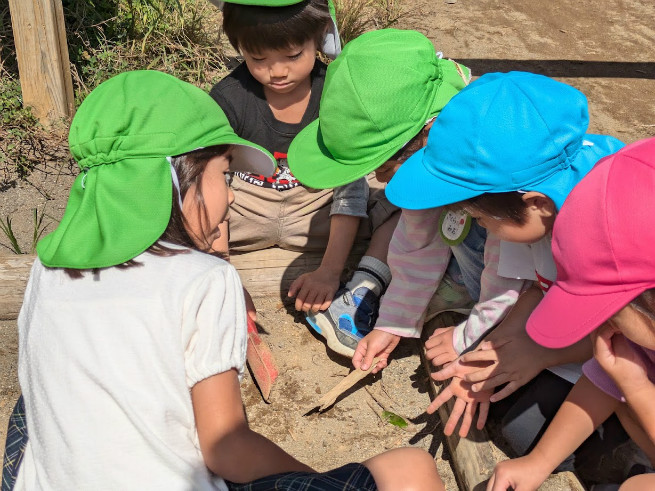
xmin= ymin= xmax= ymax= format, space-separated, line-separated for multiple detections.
xmin=305 ymin=287 xmax=379 ymax=357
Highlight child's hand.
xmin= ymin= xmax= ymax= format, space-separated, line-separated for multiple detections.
xmin=425 ymin=326 xmax=458 ymax=367
xmin=288 ymin=267 xmax=340 ymax=313
xmin=592 ymin=325 xmax=650 ymax=394
xmin=243 ymin=287 xmax=257 ymax=321
xmin=352 ymin=330 xmax=400 ymax=373
xmin=426 ymin=377 xmax=491 ymax=437
xmin=432 ymin=333 xmax=544 ymax=403
xmin=486 ymin=454 xmax=551 ymax=491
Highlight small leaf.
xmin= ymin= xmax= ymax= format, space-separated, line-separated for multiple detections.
xmin=381 ymin=410 xmax=408 ymax=428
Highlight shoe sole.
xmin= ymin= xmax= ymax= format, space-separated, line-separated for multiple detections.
xmin=306 ymin=313 xmax=356 ymax=358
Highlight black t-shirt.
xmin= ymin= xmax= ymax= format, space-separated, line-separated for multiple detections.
xmin=209 ymin=60 xmax=327 ymax=190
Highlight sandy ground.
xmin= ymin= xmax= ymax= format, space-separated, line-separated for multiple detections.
xmin=1 ymin=0 xmax=654 ymax=489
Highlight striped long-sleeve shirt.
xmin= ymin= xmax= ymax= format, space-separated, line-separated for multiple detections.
xmin=375 ymin=208 xmax=527 ymax=354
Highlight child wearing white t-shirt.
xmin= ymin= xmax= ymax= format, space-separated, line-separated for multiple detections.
xmin=3 ymin=70 xmax=444 ymax=491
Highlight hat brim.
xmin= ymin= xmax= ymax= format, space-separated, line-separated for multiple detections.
xmin=385 ymin=147 xmax=483 ymax=209
xmin=288 ymin=119 xmax=401 ymax=189
xmin=229 ymin=140 xmax=276 ymax=176
xmin=526 ymin=282 xmax=647 ymax=349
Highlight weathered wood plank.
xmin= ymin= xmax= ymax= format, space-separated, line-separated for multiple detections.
xmin=421 ymin=311 xmax=586 ymax=491
xmin=8 ymin=0 xmax=74 ymax=123
xmin=0 ymin=247 xmax=364 ymax=318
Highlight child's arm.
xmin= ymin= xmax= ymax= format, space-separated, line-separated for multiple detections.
xmin=288 ymin=214 xmax=359 ymax=313
xmin=288 ymin=179 xmax=370 ymax=313
xmin=193 ymin=369 xmax=313 ymax=482
xmin=353 ymin=208 xmax=451 ymax=372
xmin=487 ymin=374 xmax=619 ymax=491
xmin=426 ymin=234 xmax=527 ymax=366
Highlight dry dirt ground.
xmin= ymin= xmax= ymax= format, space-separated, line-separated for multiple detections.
xmin=1 ymin=0 xmax=654 ymax=489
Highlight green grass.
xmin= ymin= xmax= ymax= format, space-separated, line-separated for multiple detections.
xmin=0 ymin=208 xmax=49 ymax=254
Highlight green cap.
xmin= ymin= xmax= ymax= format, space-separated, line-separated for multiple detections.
xmin=287 ymin=29 xmax=470 ymax=189
xmin=37 ymin=70 xmax=275 ymax=269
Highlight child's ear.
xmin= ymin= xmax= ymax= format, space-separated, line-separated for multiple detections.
xmin=521 ymin=191 xmax=556 ymax=217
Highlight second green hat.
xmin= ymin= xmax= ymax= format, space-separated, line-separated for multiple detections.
xmin=288 ymin=28 xmax=470 ymax=189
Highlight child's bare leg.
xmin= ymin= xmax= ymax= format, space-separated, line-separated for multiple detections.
xmin=364 ymin=210 xmax=400 ymax=262
xmin=616 ymin=403 xmax=655 ymax=465
xmin=363 ymin=447 xmax=444 ymax=491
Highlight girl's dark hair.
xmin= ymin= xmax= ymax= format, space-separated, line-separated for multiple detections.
xmin=631 ymin=288 xmax=655 ymax=321
xmin=222 ymin=0 xmax=332 ymax=54
xmin=389 ymin=126 xmax=430 ymax=163
xmin=65 ymin=145 xmax=230 ymax=278
xmin=448 ymin=192 xmax=529 ymax=225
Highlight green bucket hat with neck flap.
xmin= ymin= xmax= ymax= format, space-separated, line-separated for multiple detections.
xmin=37 ymin=70 xmax=275 ymax=270
xmin=287 ymin=28 xmax=471 ymax=189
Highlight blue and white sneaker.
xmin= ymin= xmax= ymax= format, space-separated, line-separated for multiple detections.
xmin=306 ymin=286 xmax=380 ymax=358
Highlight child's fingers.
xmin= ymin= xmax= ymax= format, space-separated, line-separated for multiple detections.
xmin=428 ymin=350 xmax=457 ymax=368
xmin=431 ymin=363 xmax=458 ymax=381
xmin=462 ymin=365 xmax=498 ymax=384
xmin=486 ymin=473 xmax=496 ymax=491
xmin=370 ymin=357 xmax=388 ymax=374
xmin=300 ymin=291 xmax=320 ymax=313
xmin=458 ymin=402 xmax=475 ymax=437
xmin=309 ymin=290 xmax=331 ymax=313
xmin=432 ymin=358 xmax=483 ymax=381
xmin=287 ymin=275 xmax=305 ymax=297
xmin=489 ymin=381 xmax=520 ymax=403
xmin=317 ymin=296 xmax=333 ymax=312
xmin=459 ymin=348 xmax=500 ymax=364
xmin=444 ymin=397 xmax=466 ymax=436
xmin=352 ymin=342 xmax=367 ymax=370
xmin=426 ymin=385 xmax=453 ymax=414
xmin=471 ymin=373 xmax=510 ymax=393
xmin=361 ymin=349 xmax=379 ymax=372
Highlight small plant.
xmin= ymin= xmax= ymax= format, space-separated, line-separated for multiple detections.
xmin=0 ymin=216 xmax=22 ymax=254
xmin=0 ymin=208 xmax=50 ymax=254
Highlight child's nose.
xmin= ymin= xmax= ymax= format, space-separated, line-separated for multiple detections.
xmin=228 ymin=188 xmax=235 ymax=206
xmin=269 ymin=62 xmax=288 ymax=78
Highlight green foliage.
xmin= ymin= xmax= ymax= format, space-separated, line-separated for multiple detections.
xmin=1 ymin=0 xmax=227 ymax=189
xmin=0 ymin=78 xmax=45 ymax=189
xmin=0 ymin=208 xmax=49 ymax=254
xmin=381 ymin=410 xmax=408 ymax=428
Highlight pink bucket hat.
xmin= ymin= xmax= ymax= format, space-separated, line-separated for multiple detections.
xmin=527 ymin=137 xmax=655 ymax=349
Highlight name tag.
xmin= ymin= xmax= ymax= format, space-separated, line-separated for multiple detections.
xmin=439 ymin=210 xmax=471 ymax=246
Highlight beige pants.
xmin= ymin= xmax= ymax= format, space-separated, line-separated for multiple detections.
xmin=228 ymin=173 xmax=398 ymax=252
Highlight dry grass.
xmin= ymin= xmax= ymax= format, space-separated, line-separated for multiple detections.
xmin=334 ymin=0 xmax=406 ymax=45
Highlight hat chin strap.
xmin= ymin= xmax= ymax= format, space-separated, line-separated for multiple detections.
xmin=167 ymin=158 xmax=184 ymax=209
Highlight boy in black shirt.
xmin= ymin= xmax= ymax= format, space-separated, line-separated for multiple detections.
xmin=209 ymin=0 xmax=400 ymax=358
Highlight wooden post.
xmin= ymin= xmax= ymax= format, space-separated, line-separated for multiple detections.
xmin=8 ymin=0 xmax=75 ymax=123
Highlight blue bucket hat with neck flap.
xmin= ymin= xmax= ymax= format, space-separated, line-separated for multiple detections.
xmin=385 ymin=71 xmax=625 ymax=211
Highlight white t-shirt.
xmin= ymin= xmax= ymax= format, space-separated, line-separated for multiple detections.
xmin=497 ymin=236 xmax=581 ymax=384
xmin=15 ymin=246 xmax=247 ymax=490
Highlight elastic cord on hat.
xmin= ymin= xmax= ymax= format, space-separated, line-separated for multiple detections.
xmin=167 ymin=158 xmax=184 ymax=209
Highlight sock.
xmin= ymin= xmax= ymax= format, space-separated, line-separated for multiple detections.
xmin=345 ymin=256 xmax=392 ymax=297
